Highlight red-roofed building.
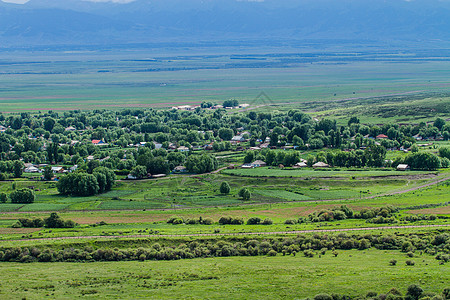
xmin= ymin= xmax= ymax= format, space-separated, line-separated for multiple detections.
xmin=376 ymin=134 xmax=388 ymax=139
xmin=92 ymin=140 xmax=105 ymax=145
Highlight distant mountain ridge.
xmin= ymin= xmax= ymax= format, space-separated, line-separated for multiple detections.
xmin=1 ymin=0 xmax=450 ymax=47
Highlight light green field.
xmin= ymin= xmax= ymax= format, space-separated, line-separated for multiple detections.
xmin=0 ymin=249 xmax=447 ymax=299
xmin=1 ymin=53 xmax=450 ymax=112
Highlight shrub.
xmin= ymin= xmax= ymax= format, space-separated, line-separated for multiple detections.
xmin=247 ymin=217 xmax=261 ymax=225
xmin=262 ymin=218 xmax=273 ymax=225
xmin=267 ymin=250 xmax=277 ymax=256
xmin=389 ymin=259 xmax=397 ymax=266
xmin=405 ymin=260 xmax=415 ymax=266
xmin=219 ymin=182 xmax=231 ymax=194
xmin=238 ymin=188 xmax=251 ymax=200
xmin=284 ymin=219 xmax=297 ymax=225
xmin=314 ymin=294 xmax=333 ymax=300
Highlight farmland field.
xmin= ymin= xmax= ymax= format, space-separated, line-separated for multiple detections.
xmin=1 ymin=51 xmax=450 ymax=118
xmin=1 ymin=47 xmax=450 ymax=300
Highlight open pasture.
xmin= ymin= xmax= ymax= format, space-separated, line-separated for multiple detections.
xmin=0 ymin=170 xmax=446 ymax=213
xmin=1 ymin=51 xmax=450 ymax=113
xmin=0 ymin=249 xmax=447 ymax=299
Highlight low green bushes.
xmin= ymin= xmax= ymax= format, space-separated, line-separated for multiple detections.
xmin=1 ymin=231 xmax=448 ymax=264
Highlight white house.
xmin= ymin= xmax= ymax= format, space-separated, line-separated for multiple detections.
xmin=177 ymin=146 xmax=190 ymax=152
xmin=24 ymin=166 xmax=40 ymax=173
xmin=293 ymin=162 xmax=307 ymax=168
xmin=250 ymin=160 xmax=267 ymax=168
xmin=231 ymin=135 xmax=245 ymax=142
xmin=313 ymin=162 xmax=330 ymax=168
xmin=397 ymin=164 xmax=410 ymax=171
xmin=51 ymin=166 xmax=64 ymax=173
xmin=173 ymin=166 xmax=187 ymax=173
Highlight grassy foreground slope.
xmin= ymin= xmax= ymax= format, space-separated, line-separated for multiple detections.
xmin=0 ymin=249 xmax=448 ymax=299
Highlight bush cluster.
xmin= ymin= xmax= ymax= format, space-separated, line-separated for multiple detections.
xmin=1 ymin=232 xmax=448 ymax=264
xmin=296 ymin=205 xmax=399 ymax=224
xmin=166 ymin=216 xmax=214 ymax=225
xmin=308 ymin=285 xmax=449 ymax=300
xmin=13 ymin=213 xmax=76 ymax=229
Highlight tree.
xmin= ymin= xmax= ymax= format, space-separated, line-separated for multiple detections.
xmin=43 ymin=165 xmax=53 ymax=181
xmin=220 ymin=182 xmax=231 ymax=194
xmin=406 ymin=152 xmax=441 ymax=170
xmin=433 ymin=118 xmax=446 ymax=131
xmin=218 ymin=128 xmax=234 ymax=141
xmin=148 ymin=156 xmax=170 ymax=175
xmin=364 ymin=145 xmax=386 ymax=167
xmin=44 ymin=212 xmax=76 ymax=228
xmin=238 ymin=188 xmax=251 ymax=200
xmin=131 ymin=165 xmax=148 ymax=179
xmin=439 ymin=147 xmax=450 ymax=159
xmin=57 ymin=173 xmax=99 ymax=196
xmin=12 ymin=160 xmax=24 ymax=178
xmin=223 ymin=99 xmax=239 ymax=108
xmin=185 ymin=154 xmax=218 ymax=174
xmin=10 ymin=188 xmax=35 ymax=204
xmin=43 ymin=117 xmax=56 ymax=132
xmin=0 ymin=192 xmax=7 ymax=203
xmin=348 ymin=116 xmax=360 ymax=126
xmin=93 ymin=167 xmax=116 ymax=193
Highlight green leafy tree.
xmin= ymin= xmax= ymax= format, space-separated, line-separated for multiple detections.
xmin=93 ymin=167 xmax=116 ymax=193
xmin=218 ymin=128 xmax=234 ymax=141
xmin=220 ymin=181 xmax=231 ymax=194
xmin=12 ymin=160 xmax=24 ymax=178
xmin=238 ymin=188 xmax=251 ymax=200
xmin=406 ymin=152 xmax=441 ymax=170
xmin=0 ymin=192 xmax=7 ymax=203
xmin=131 ymin=165 xmax=147 ymax=179
xmin=57 ymin=173 xmax=99 ymax=196
xmin=10 ymin=188 xmax=35 ymax=204
xmin=43 ymin=165 xmax=53 ymax=181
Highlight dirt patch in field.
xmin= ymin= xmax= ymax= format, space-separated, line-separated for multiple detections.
xmin=70 ymin=213 xmax=169 ymax=224
xmin=407 ymin=207 xmax=450 ymax=215
xmin=0 ymin=228 xmax=41 ymax=234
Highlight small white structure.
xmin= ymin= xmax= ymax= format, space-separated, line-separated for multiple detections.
xmin=231 ymin=135 xmax=245 ymax=142
xmin=173 ymin=166 xmax=187 ymax=173
xmin=397 ymin=164 xmax=410 ymax=171
xmin=293 ymin=162 xmax=307 ymax=168
xmin=24 ymin=166 xmax=40 ymax=173
xmin=313 ymin=162 xmax=330 ymax=168
xmin=51 ymin=166 xmax=65 ymax=173
xmin=250 ymin=160 xmax=267 ymax=168
xmin=65 ymin=126 xmax=77 ymax=131
xmin=177 ymin=146 xmax=190 ymax=152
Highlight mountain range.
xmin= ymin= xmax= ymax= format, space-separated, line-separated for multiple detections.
xmin=1 ymin=0 xmax=450 ymax=48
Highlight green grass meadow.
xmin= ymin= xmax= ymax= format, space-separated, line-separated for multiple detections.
xmin=0 ymin=249 xmax=448 ymax=299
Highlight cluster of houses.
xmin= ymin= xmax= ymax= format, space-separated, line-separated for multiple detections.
xmin=240 ymin=159 xmax=331 ymax=169
xmin=23 ymin=163 xmax=78 ymax=177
